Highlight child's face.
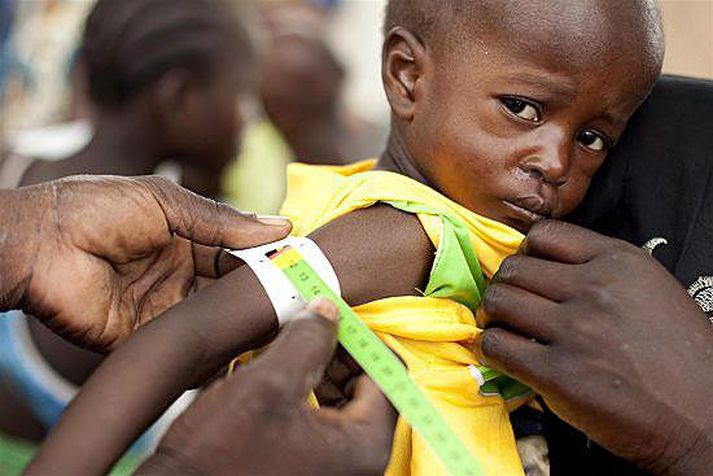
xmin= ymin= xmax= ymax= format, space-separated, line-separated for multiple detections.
xmin=387 ymin=13 xmax=659 ymax=233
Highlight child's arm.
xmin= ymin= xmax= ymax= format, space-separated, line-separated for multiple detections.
xmin=27 ymin=205 xmax=435 ymax=475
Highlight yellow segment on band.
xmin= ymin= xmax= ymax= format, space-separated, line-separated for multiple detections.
xmin=271 ymin=247 xmax=303 ymax=269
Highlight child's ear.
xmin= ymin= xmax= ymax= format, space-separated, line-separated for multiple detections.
xmin=382 ymin=26 xmax=428 ymax=122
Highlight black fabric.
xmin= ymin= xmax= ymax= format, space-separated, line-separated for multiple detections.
xmin=547 ymin=75 xmax=713 ymax=475
xmin=510 ymin=405 xmax=545 ymax=439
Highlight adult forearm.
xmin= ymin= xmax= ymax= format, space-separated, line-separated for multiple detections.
xmin=0 ymin=186 xmax=41 ymax=312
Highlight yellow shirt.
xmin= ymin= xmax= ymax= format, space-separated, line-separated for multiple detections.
xmin=281 ymin=160 xmax=526 ymax=476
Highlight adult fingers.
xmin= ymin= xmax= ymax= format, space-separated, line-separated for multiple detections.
xmin=522 ymin=220 xmax=613 ymax=264
xmin=192 ymin=244 xmax=241 ymax=278
xmin=474 ymin=327 xmax=553 ymax=389
xmin=494 ymin=254 xmax=576 ymax=302
xmin=139 ymin=176 xmax=292 ymax=249
xmin=247 ymin=299 xmax=340 ymax=403
xmin=476 ymin=282 xmax=558 ymax=343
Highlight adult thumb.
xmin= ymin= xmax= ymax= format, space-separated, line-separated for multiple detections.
xmin=139 ymin=175 xmax=292 ymax=249
xmin=248 ymin=299 xmax=340 ymax=403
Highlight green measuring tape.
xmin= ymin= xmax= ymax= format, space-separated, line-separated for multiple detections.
xmin=271 ymin=246 xmax=485 ymax=476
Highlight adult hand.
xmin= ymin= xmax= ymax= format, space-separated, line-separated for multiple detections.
xmin=475 ymin=220 xmax=713 ymax=475
xmin=136 ymin=299 xmax=398 ymax=476
xmin=0 ymin=175 xmax=291 ymax=351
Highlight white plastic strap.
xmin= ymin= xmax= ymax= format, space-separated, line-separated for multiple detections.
xmin=228 ymin=237 xmax=341 ymax=326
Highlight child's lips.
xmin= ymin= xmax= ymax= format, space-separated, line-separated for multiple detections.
xmin=515 ymin=195 xmax=555 ymax=216
xmin=502 ymin=198 xmax=551 ymax=228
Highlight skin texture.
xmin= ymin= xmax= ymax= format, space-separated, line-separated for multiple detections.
xmin=26 ymin=204 xmax=433 ymax=475
xmin=379 ymin=0 xmax=662 ymax=233
xmin=135 ymin=299 xmax=398 ymax=476
xmin=475 ymin=221 xmax=713 ymax=475
xmin=0 ymin=175 xmax=291 ymax=351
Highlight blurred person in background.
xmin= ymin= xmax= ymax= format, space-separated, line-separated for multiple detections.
xmin=0 ymin=0 xmax=93 ymax=134
xmin=223 ymin=0 xmax=386 ymax=214
xmin=0 ymin=0 xmax=257 ymax=473
xmin=0 ymin=0 xmax=16 ymax=101
xmin=259 ymin=2 xmax=385 ymax=163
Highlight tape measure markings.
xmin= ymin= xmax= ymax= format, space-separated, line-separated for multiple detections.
xmin=271 ymin=246 xmax=484 ymax=476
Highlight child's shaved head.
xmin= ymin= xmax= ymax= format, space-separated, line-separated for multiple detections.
xmin=385 ymin=0 xmax=664 ymax=85
xmin=380 ymin=0 xmax=667 ymax=233
xmin=385 ymin=0 xmax=663 ymax=43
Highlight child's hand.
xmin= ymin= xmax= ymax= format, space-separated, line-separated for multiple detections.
xmin=2 ymin=175 xmax=291 ymax=351
xmin=314 ymin=344 xmax=364 ymax=407
xmin=137 ymin=299 xmax=398 ymax=476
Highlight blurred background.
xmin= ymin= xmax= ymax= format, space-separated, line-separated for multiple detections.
xmin=1 ymin=1 xmax=711 ymax=163
xmin=0 ymin=1 xmax=710 ymax=475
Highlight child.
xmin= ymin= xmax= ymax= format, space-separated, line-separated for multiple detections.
xmin=27 ymin=1 xmax=664 ymax=475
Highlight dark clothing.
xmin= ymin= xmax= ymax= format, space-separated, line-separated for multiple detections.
xmin=550 ymin=75 xmax=713 ymax=475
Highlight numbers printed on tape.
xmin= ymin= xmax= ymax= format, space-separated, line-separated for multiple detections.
xmin=271 ymin=246 xmax=485 ymax=476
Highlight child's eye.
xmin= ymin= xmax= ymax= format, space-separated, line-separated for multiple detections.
xmin=500 ymin=97 xmax=541 ymax=122
xmin=577 ymin=130 xmax=609 ymax=151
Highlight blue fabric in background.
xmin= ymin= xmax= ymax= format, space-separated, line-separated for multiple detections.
xmin=0 ymin=0 xmax=17 ymax=98
xmin=309 ymin=0 xmax=340 ymax=10
xmin=0 ymin=310 xmax=163 ymax=453
xmin=0 ymin=0 xmax=15 ymax=44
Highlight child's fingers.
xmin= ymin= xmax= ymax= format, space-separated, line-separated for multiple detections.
xmin=315 ymin=346 xmax=363 ymax=406
xmin=246 ymin=299 xmax=340 ymax=403
xmin=138 ymin=175 xmax=292 ymax=249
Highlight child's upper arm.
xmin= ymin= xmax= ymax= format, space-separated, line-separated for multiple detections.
xmin=27 ymin=204 xmax=434 ymax=475
xmin=313 ymin=204 xmax=434 ymax=304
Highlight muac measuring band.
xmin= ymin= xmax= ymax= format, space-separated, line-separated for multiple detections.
xmin=270 ymin=245 xmax=485 ymax=476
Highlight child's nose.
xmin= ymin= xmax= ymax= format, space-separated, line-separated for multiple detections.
xmin=518 ymin=136 xmax=572 ymax=186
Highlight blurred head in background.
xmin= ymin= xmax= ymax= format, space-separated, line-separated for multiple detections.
xmin=257 ymin=2 xmax=384 ymax=164
xmin=77 ymin=0 xmax=256 ymax=195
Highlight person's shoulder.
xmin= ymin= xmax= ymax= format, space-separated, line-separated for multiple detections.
xmin=572 ymin=75 xmax=713 ymax=277
xmin=623 ymin=75 xmax=713 ymax=156
xmin=594 ymin=75 xmax=713 ymax=191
